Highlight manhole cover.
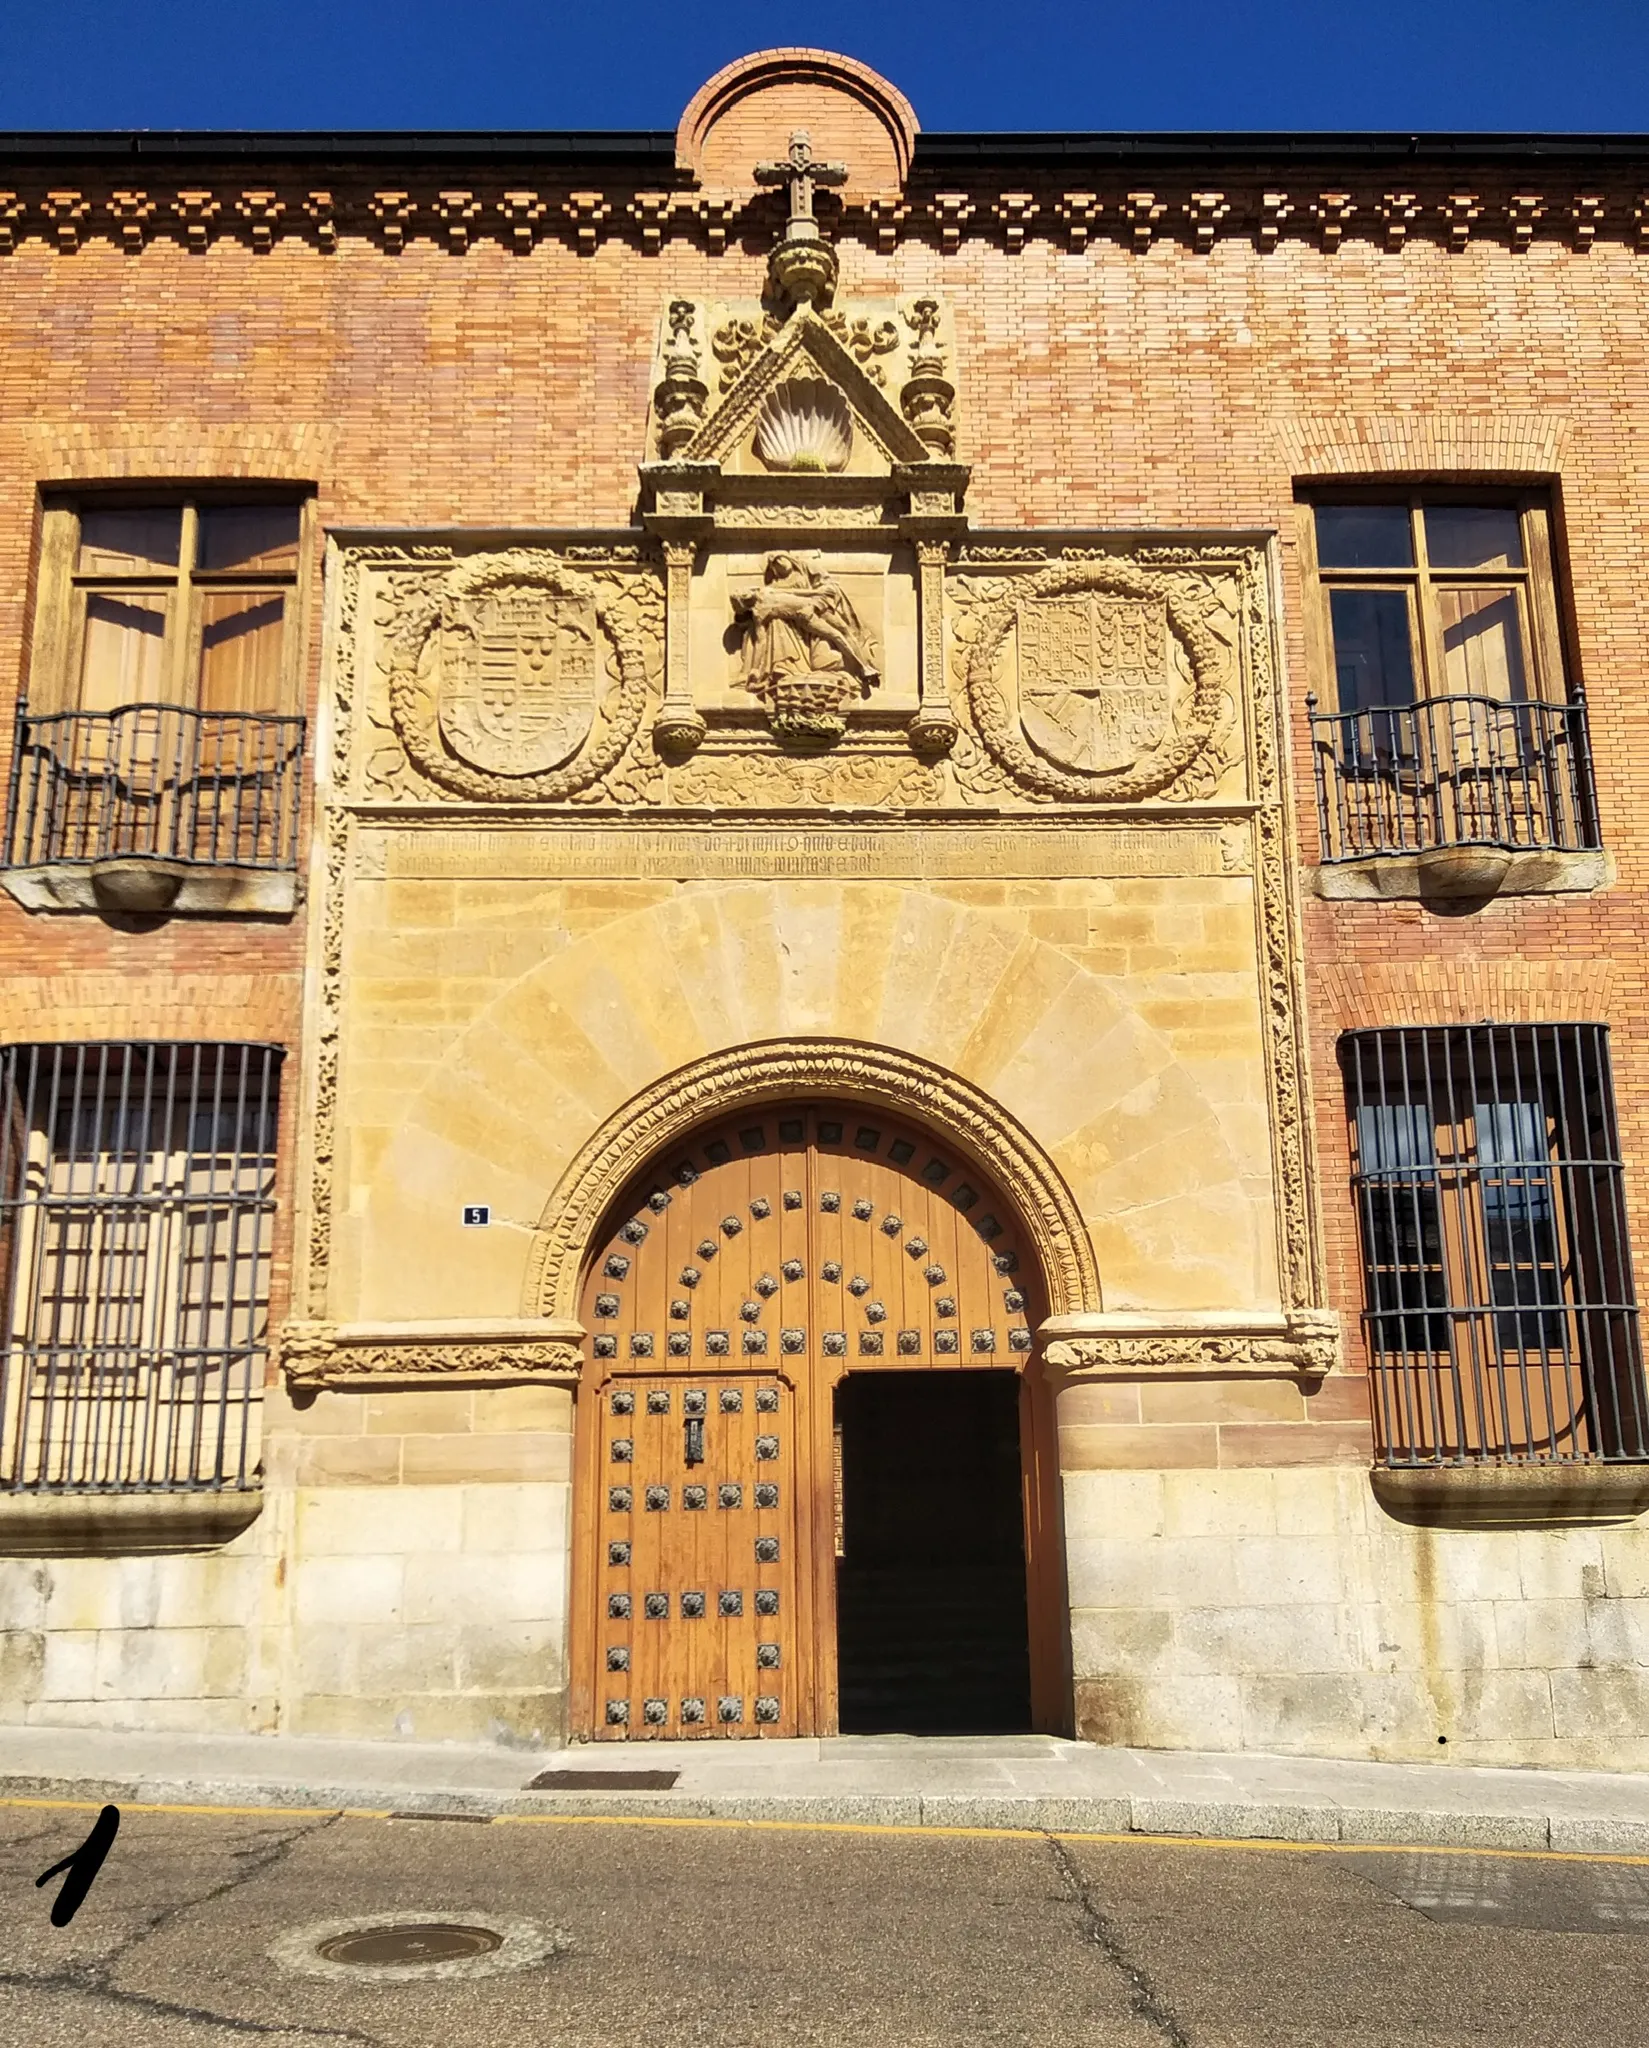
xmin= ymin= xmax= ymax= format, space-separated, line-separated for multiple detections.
xmin=317 ymin=1923 xmax=503 ymax=1967
xmin=271 ymin=1912 xmax=564 ymax=1983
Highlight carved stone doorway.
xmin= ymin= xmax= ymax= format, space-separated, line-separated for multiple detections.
xmin=570 ymin=1100 xmax=1070 ymax=1740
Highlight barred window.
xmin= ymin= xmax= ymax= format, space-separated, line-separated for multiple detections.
xmin=1344 ymin=1026 xmax=1646 ymax=1469
xmin=0 ymin=1044 xmax=281 ymax=1493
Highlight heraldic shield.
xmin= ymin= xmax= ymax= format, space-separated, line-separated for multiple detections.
xmin=438 ymin=582 xmax=601 ymax=776
xmin=1015 ymin=593 xmax=1172 ymax=775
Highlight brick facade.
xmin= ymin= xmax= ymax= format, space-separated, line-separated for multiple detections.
xmin=2 ymin=48 xmax=1648 ymax=1760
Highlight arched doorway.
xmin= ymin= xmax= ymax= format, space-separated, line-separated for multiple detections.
xmin=570 ymin=1100 xmax=1070 ymax=1740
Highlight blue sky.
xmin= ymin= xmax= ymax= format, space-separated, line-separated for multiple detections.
xmin=2 ymin=0 xmax=1646 ymax=133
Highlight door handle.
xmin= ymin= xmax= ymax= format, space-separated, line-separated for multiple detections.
xmin=684 ymin=1416 xmax=705 ymax=1466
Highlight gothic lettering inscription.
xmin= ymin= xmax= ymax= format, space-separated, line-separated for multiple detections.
xmin=375 ymin=823 xmax=1237 ymax=882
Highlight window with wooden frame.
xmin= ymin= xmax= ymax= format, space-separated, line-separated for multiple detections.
xmin=1301 ymin=491 xmax=1598 ymax=859
xmin=29 ymin=494 xmax=308 ymax=717
xmin=1343 ymin=1026 xmax=1646 ymax=1469
xmin=7 ymin=495 xmax=312 ymax=890
xmin=1304 ymin=492 xmax=1567 ymax=718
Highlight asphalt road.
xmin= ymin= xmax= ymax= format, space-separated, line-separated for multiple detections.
xmin=5 ymin=1800 xmax=1649 ymax=2046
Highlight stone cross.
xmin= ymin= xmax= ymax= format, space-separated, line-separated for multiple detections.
xmin=754 ymin=130 xmax=847 ymax=239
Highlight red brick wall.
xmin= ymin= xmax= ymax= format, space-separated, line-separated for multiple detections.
xmin=1 ymin=177 xmax=1646 ymax=1394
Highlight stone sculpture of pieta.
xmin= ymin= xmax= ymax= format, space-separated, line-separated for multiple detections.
xmin=731 ymin=553 xmax=880 ymax=748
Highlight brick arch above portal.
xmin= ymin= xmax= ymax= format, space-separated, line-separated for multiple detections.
xmin=676 ymin=47 xmax=919 ymax=197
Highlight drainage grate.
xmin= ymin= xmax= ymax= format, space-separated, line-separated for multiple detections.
xmin=318 ymin=1923 xmax=503 ymax=1967
xmin=526 ymin=1769 xmax=680 ymax=1790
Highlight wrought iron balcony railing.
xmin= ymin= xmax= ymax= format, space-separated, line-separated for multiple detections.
xmin=1307 ymin=689 xmax=1600 ymax=865
xmin=4 ymin=699 xmax=306 ymax=875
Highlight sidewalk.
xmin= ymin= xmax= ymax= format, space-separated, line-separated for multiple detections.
xmin=6 ymin=1722 xmax=1649 ymax=1853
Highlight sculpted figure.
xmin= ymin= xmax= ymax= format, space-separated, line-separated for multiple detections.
xmin=731 ymin=553 xmax=880 ymax=747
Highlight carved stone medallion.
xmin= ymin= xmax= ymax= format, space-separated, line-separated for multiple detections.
xmin=438 ymin=581 xmax=601 ymax=775
xmin=1016 ymin=593 xmax=1170 ymax=774
xmin=375 ymin=549 xmax=658 ymax=804
xmin=958 ymin=557 xmax=1227 ymax=804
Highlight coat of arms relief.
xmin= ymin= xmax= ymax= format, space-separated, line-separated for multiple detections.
xmin=437 ymin=581 xmax=601 ymax=775
xmin=351 ymin=134 xmax=1248 ymax=813
xmin=1015 ymin=593 xmax=1171 ymax=774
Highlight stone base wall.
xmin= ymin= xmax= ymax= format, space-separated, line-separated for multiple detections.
xmin=0 ymin=1382 xmax=574 ymax=1746
xmin=1066 ymin=1464 xmax=1649 ymax=1770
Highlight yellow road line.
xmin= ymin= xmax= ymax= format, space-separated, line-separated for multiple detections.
xmin=5 ymin=1791 xmax=1646 ymax=1866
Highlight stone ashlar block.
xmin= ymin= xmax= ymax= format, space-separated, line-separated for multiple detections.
xmin=297 ymin=1484 xmax=466 ymax=1559
xmin=1160 ymin=1469 xmax=1277 ymax=1539
xmin=292 ymin=1555 xmax=405 ymax=1628
xmin=399 ymin=1552 xmax=564 ymax=1628
xmin=459 ymin=1482 xmax=571 ymax=1556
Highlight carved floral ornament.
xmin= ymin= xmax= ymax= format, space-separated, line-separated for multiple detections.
xmin=1041 ymin=1312 xmax=1342 ymax=1380
xmin=280 ymin=1322 xmax=583 ymax=1387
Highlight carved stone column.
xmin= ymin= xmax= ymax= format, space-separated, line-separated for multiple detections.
xmin=654 ymin=538 xmax=706 ymax=754
xmin=909 ymin=538 xmax=959 ymax=755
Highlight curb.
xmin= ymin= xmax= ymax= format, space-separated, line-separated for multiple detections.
xmin=3 ymin=1771 xmax=1639 ymax=1855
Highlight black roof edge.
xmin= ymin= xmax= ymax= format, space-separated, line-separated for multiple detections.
xmin=0 ymin=127 xmax=1644 ymax=169
xmin=0 ymin=130 xmax=678 ymax=164
xmin=915 ymin=130 xmax=1649 ymax=167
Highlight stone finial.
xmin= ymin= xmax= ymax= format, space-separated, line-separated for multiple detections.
xmin=755 ymin=130 xmax=847 ymax=307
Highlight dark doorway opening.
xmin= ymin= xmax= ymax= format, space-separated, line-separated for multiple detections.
xmin=834 ymin=1370 xmax=1032 ymax=1735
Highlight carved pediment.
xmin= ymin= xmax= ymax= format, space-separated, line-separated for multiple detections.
xmin=684 ymin=306 xmax=933 ymax=473
xmin=645 ymin=295 xmax=961 ymax=479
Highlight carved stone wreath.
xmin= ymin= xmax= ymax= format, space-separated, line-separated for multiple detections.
xmin=963 ymin=557 xmax=1226 ymax=803
xmin=386 ymin=551 xmax=653 ymax=802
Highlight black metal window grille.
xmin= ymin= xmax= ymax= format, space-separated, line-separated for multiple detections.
xmin=6 ymin=700 xmax=306 ymax=873
xmin=1343 ymin=1025 xmax=1646 ymax=1469
xmin=0 ymin=1044 xmax=282 ymax=1493
xmin=1308 ymin=690 xmax=1599 ymax=862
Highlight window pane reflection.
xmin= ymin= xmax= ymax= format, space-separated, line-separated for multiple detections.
xmin=1439 ymin=588 xmax=1528 ymax=699
xmin=1426 ymin=507 xmax=1523 ymax=571
xmin=79 ymin=593 xmax=170 ymax=710
xmin=197 ymin=507 xmax=301 ymax=575
xmin=77 ymin=510 xmax=181 ymax=577
xmin=1315 ymin=506 xmax=1414 ymax=569
xmin=198 ymin=592 xmax=287 ymax=712
xmin=1328 ymin=588 xmax=1417 ymax=712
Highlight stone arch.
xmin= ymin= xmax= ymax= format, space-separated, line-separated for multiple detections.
xmin=524 ymin=1037 xmax=1101 ymax=1326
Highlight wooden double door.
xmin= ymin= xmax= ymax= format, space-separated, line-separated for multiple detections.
xmin=571 ymin=1101 xmax=1068 ymax=1739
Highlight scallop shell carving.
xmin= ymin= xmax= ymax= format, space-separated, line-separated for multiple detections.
xmin=753 ymin=378 xmax=853 ymax=473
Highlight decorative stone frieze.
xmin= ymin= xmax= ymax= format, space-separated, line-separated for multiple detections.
xmin=280 ymin=1320 xmax=584 ymax=1387
xmin=1041 ymin=1311 xmax=1342 ymax=1379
